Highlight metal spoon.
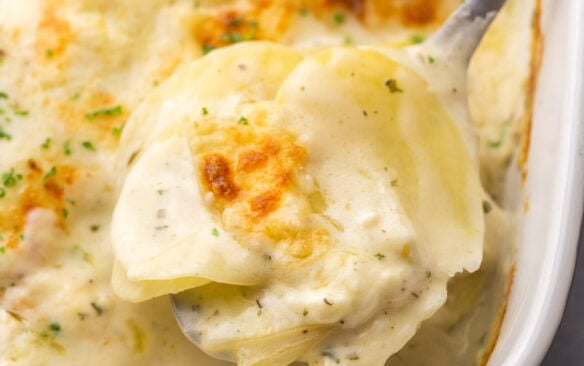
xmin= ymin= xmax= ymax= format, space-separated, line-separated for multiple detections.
xmin=171 ymin=0 xmax=507 ymax=356
xmin=428 ymin=0 xmax=507 ymax=64
xmin=410 ymin=0 xmax=507 ymax=156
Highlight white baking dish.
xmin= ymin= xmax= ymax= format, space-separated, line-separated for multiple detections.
xmin=488 ymin=0 xmax=584 ymax=365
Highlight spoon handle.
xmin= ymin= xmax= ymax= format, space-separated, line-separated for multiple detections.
xmin=428 ymin=0 xmax=507 ymax=65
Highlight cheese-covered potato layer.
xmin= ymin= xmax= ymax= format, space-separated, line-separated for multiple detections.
xmin=111 ymin=42 xmax=484 ymax=365
xmin=0 ymin=0 xmax=536 ymax=365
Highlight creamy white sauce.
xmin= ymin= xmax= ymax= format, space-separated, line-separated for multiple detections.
xmin=0 ymin=0 xmax=536 ymax=365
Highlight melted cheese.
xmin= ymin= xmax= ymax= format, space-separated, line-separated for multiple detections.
xmin=0 ymin=0 xmax=537 ymax=365
xmin=111 ymin=42 xmax=483 ymax=365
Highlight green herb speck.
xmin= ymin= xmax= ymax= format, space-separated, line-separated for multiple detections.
xmin=483 ymin=201 xmax=492 ymax=214
xmin=112 ymin=125 xmax=124 ymax=136
xmin=41 ymin=138 xmax=52 ymax=149
xmin=202 ymin=44 xmax=216 ymax=54
xmin=91 ymin=302 xmax=104 ymax=316
xmin=0 ymin=126 xmax=11 ymax=141
xmin=13 ymin=108 xmax=29 ymax=116
xmin=85 ymin=105 xmax=123 ymax=120
xmin=49 ymin=322 xmax=61 ymax=333
xmin=44 ymin=166 xmax=57 ymax=180
xmin=333 ymin=12 xmax=346 ymax=25
xmin=3 ymin=168 xmax=23 ymax=187
xmin=385 ymin=79 xmax=403 ymax=93
xmin=63 ymin=140 xmax=72 ymax=155
xmin=81 ymin=141 xmax=96 ymax=151
xmin=410 ymin=34 xmax=425 ymax=44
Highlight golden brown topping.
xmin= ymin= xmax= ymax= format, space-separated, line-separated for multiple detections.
xmin=193 ymin=10 xmax=266 ymax=54
xmin=400 ymin=1 xmax=436 ymax=26
xmin=322 ymin=0 xmax=367 ymax=18
xmin=200 ymin=153 xmax=239 ymax=201
xmin=195 ymin=122 xmax=307 ymax=229
xmin=250 ymin=191 xmax=281 ymax=219
xmin=36 ymin=1 xmax=72 ymax=61
xmin=238 ymin=150 xmax=269 ymax=173
xmin=189 ymin=0 xmax=457 ymax=55
xmin=0 ymin=160 xmax=77 ymax=250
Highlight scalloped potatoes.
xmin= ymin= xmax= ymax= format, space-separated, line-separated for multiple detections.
xmin=111 ymin=42 xmax=484 ymax=365
xmin=0 ymin=0 xmax=537 ymax=365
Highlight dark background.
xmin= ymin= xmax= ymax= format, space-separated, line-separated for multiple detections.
xmin=543 ymin=221 xmax=584 ymax=366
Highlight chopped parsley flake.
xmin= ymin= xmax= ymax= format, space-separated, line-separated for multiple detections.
xmin=212 ymin=228 xmax=220 ymax=237
xmin=0 ymin=188 xmax=5 ymax=198
xmin=63 ymin=140 xmax=72 ymax=155
xmin=0 ymin=246 xmax=5 ymax=254
xmin=62 ymin=208 xmax=69 ymax=218
xmin=202 ymin=44 xmax=216 ymax=54
xmin=323 ymin=298 xmax=333 ymax=306
xmin=0 ymin=126 xmax=11 ymax=141
xmin=81 ymin=141 xmax=96 ymax=151
xmin=385 ymin=78 xmax=403 ymax=93
xmin=333 ymin=12 xmax=346 ymax=25
xmin=488 ymin=121 xmax=512 ymax=148
xmin=222 ymin=31 xmax=245 ymax=44
xmin=44 ymin=166 xmax=57 ymax=180
xmin=228 ymin=16 xmax=244 ymax=27
xmin=237 ymin=116 xmax=249 ymax=125
xmin=375 ymin=253 xmax=386 ymax=260
xmin=347 ymin=354 xmax=360 ymax=361
xmin=483 ymin=201 xmax=493 ymax=214
xmin=12 ymin=106 xmax=29 ymax=116
xmin=91 ymin=302 xmax=104 ymax=316
xmin=0 ymin=91 xmax=8 ymax=99
xmin=410 ymin=34 xmax=425 ymax=44
xmin=391 ymin=179 xmax=398 ymax=187
xmin=85 ymin=105 xmax=123 ymax=120
xmin=112 ymin=125 xmax=124 ymax=136
xmin=2 ymin=168 xmax=23 ymax=187
xmin=201 ymin=107 xmax=209 ymax=116
xmin=427 ymin=55 xmax=436 ymax=64
xmin=303 ymin=308 xmax=308 ymax=316
xmin=41 ymin=138 xmax=52 ymax=149
xmin=49 ymin=322 xmax=61 ymax=333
